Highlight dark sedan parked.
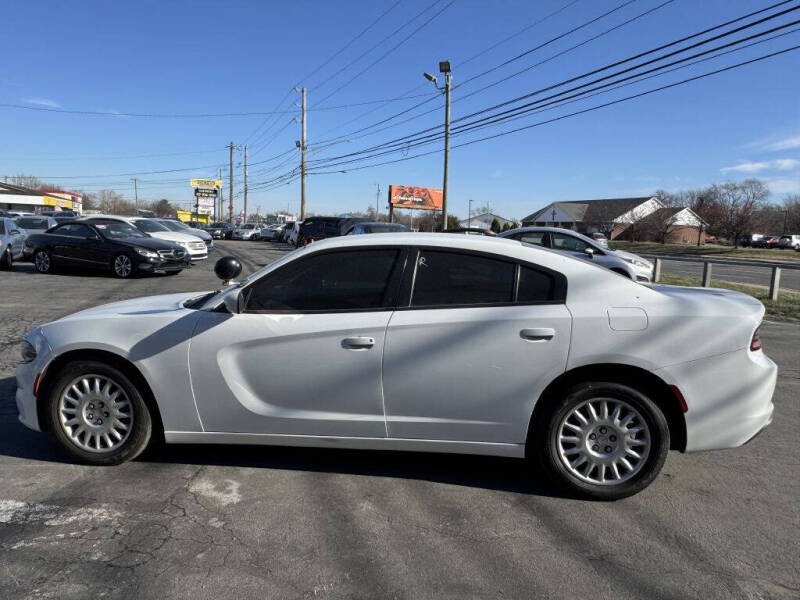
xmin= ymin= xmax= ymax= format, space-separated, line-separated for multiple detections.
xmin=24 ymin=219 xmax=189 ymax=278
xmin=206 ymin=222 xmax=235 ymax=239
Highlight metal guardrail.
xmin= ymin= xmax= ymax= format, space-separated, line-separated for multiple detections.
xmin=641 ymin=254 xmax=800 ymax=301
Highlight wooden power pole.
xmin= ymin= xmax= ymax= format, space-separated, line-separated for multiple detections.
xmin=228 ymin=141 xmax=234 ymax=223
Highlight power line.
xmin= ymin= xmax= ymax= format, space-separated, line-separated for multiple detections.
xmin=312 ymin=0 xmax=458 ymax=107
xmin=303 ymin=45 xmax=800 ymax=177
xmin=304 ymin=5 xmax=800 ymax=167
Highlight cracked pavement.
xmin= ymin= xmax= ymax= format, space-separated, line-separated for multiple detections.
xmin=0 ymin=240 xmax=798 ymax=599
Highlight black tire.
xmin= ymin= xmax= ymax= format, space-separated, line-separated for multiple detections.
xmin=0 ymin=248 xmax=11 ymax=270
xmin=34 ymin=249 xmax=52 ymax=274
xmin=111 ymin=253 xmax=134 ymax=278
xmin=533 ymin=381 xmax=669 ymax=501
xmin=46 ymin=360 xmax=154 ymax=465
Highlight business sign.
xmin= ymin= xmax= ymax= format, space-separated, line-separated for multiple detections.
xmin=388 ymin=185 xmax=443 ymax=210
xmin=42 ymin=195 xmax=74 ymax=209
xmin=196 ymin=197 xmax=215 ymax=215
xmin=194 ymin=187 xmax=218 ymax=198
xmin=190 ymin=178 xmax=222 ymax=189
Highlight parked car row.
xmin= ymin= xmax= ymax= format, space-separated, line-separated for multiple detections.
xmin=4 ymin=214 xmax=216 ymax=278
xmin=740 ymin=233 xmax=800 ymax=250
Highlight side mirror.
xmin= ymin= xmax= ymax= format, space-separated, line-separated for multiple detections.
xmin=584 ymin=247 xmax=595 ymax=258
xmin=222 ymin=289 xmax=244 ymax=314
xmin=10 ymin=229 xmax=21 ymax=235
xmin=214 ymin=256 xmax=242 ymax=284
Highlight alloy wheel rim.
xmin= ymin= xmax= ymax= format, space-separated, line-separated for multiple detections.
xmin=115 ymin=255 xmax=132 ymax=277
xmin=58 ymin=374 xmax=133 ymax=453
xmin=35 ymin=252 xmax=49 ymax=272
xmin=556 ymin=397 xmax=651 ymax=486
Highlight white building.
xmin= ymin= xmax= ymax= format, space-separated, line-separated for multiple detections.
xmin=0 ymin=182 xmax=82 ymax=214
xmin=458 ymin=212 xmax=513 ymax=232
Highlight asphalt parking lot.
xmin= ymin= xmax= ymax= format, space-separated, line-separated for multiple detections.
xmin=0 ymin=240 xmax=798 ymax=599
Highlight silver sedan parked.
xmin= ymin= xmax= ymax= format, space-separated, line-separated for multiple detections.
xmin=0 ymin=217 xmax=25 ymax=269
xmin=499 ymin=227 xmax=653 ymax=282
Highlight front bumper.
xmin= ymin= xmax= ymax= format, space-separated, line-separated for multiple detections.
xmin=655 ymin=347 xmax=777 ymax=452
xmin=15 ymin=330 xmax=54 ymax=432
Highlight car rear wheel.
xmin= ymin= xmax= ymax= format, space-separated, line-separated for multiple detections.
xmin=34 ymin=249 xmax=52 ymax=273
xmin=112 ymin=253 xmax=133 ymax=278
xmin=0 ymin=248 xmax=11 ymax=270
xmin=534 ymin=382 xmax=669 ymax=500
xmin=47 ymin=360 xmax=153 ymax=465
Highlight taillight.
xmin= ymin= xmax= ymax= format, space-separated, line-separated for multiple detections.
xmin=750 ymin=327 xmax=762 ymax=351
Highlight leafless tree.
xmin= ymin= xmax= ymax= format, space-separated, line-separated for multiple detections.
xmin=710 ymin=179 xmax=769 ymax=247
xmin=783 ymin=194 xmax=800 ymax=232
xmin=642 ymin=190 xmax=685 ymax=243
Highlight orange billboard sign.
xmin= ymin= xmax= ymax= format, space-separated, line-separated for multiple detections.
xmin=389 ymin=185 xmax=443 ymax=211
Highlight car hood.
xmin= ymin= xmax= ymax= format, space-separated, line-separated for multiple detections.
xmin=651 ymin=284 xmax=764 ymax=319
xmin=145 ymin=231 xmax=198 ymax=243
xmin=113 ymin=237 xmax=184 ymax=251
xmin=57 ymin=292 xmax=203 ymax=321
xmin=612 ymin=249 xmax=652 ymax=265
xmin=186 ymin=229 xmax=211 ymax=240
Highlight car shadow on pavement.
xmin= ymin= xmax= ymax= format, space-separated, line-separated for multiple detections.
xmin=0 ymin=376 xmax=74 ymax=463
xmin=142 ymin=442 xmax=575 ymax=498
xmin=0 ymin=374 xmax=573 ymax=498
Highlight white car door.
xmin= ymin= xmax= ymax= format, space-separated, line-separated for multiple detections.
xmin=189 ymin=247 xmax=404 ymax=437
xmin=382 ymin=248 xmax=572 ymax=445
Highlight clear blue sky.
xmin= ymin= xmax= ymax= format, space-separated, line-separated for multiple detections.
xmin=2 ymin=0 xmax=798 ymax=220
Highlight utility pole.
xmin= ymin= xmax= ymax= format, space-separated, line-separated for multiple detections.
xmin=243 ymin=145 xmax=248 ymax=223
xmin=299 ymin=87 xmax=307 ymax=221
xmin=442 ymin=67 xmax=451 ymax=232
xmin=468 ymin=199 xmax=473 ymax=228
xmin=131 ymin=178 xmax=139 ymax=212
xmin=376 ymin=183 xmax=381 ymax=220
xmin=228 ymin=141 xmax=235 ymax=223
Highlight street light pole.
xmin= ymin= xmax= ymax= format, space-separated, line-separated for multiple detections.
xmin=468 ymin=199 xmax=473 ymax=228
xmin=442 ymin=68 xmax=451 ymax=232
xmin=131 ymin=178 xmax=138 ymax=212
xmin=424 ymin=61 xmax=452 ymax=231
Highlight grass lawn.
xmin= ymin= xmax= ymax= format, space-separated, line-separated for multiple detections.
xmin=656 ymin=274 xmax=800 ymax=320
xmin=610 ymin=241 xmax=800 ymax=262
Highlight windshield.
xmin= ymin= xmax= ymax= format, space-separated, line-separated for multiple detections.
xmin=92 ymin=221 xmax=148 ymax=239
xmin=365 ymin=224 xmax=407 ymax=233
xmin=159 ymin=220 xmax=185 ymax=232
xmin=16 ymin=217 xmax=52 ymax=230
xmin=210 ymin=222 xmax=227 ymax=228
xmin=134 ymin=219 xmax=169 ymax=233
xmin=241 ymin=224 xmax=255 ymax=229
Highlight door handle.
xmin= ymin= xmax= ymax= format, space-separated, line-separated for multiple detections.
xmin=520 ymin=328 xmax=555 ymax=341
xmin=342 ymin=336 xmax=375 ymax=350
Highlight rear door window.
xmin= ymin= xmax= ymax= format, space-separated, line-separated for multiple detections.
xmin=411 ymin=250 xmax=516 ymax=307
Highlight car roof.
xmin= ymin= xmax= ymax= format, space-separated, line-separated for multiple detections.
xmin=500 ymin=226 xmax=599 ymax=244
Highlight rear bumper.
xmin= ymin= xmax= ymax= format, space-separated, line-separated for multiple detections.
xmin=655 ymin=348 xmax=776 ymax=452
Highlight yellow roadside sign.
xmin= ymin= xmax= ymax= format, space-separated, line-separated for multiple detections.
xmin=190 ymin=178 xmax=222 ymax=189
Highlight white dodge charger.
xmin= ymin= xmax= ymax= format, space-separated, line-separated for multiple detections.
xmin=15 ymin=234 xmax=776 ymax=499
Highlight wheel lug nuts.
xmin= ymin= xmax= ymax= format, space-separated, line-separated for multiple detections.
xmin=605 ymin=446 xmax=612 ymax=453
xmin=104 ymin=412 xmax=109 ymax=417
xmin=87 ymin=414 xmax=94 ymax=420
xmin=609 ymin=435 xmax=617 ymax=442
xmin=599 ymin=427 xmax=607 ymax=434
xmin=96 ymin=419 xmax=103 ymax=425
xmin=592 ymin=444 xmax=599 ymax=451
xmin=88 ymin=404 xmax=95 ymax=409
xmin=589 ymin=433 xmax=596 ymax=440
xmin=99 ymin=402 xmax=104 ymax=408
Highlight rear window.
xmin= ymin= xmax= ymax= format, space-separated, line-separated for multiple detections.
xmin=518 ymin=267 xmax=556 ymax=302
xmin=16 ymin=217 xmax=50 ymax=229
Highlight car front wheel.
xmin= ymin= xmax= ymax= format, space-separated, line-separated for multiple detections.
xmin=34 ymin=249 xmax=52 ymax=273
xmin=47 ymin=360 xmax=153 ymax=465
xmin=112 ymin=253 xmax=134 ymax=278
xmin=534 ymin=381 xmax=669 ymax=500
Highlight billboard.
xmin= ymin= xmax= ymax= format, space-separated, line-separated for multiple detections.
xmin=389 ymin=185 xmax=443 ymax=210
